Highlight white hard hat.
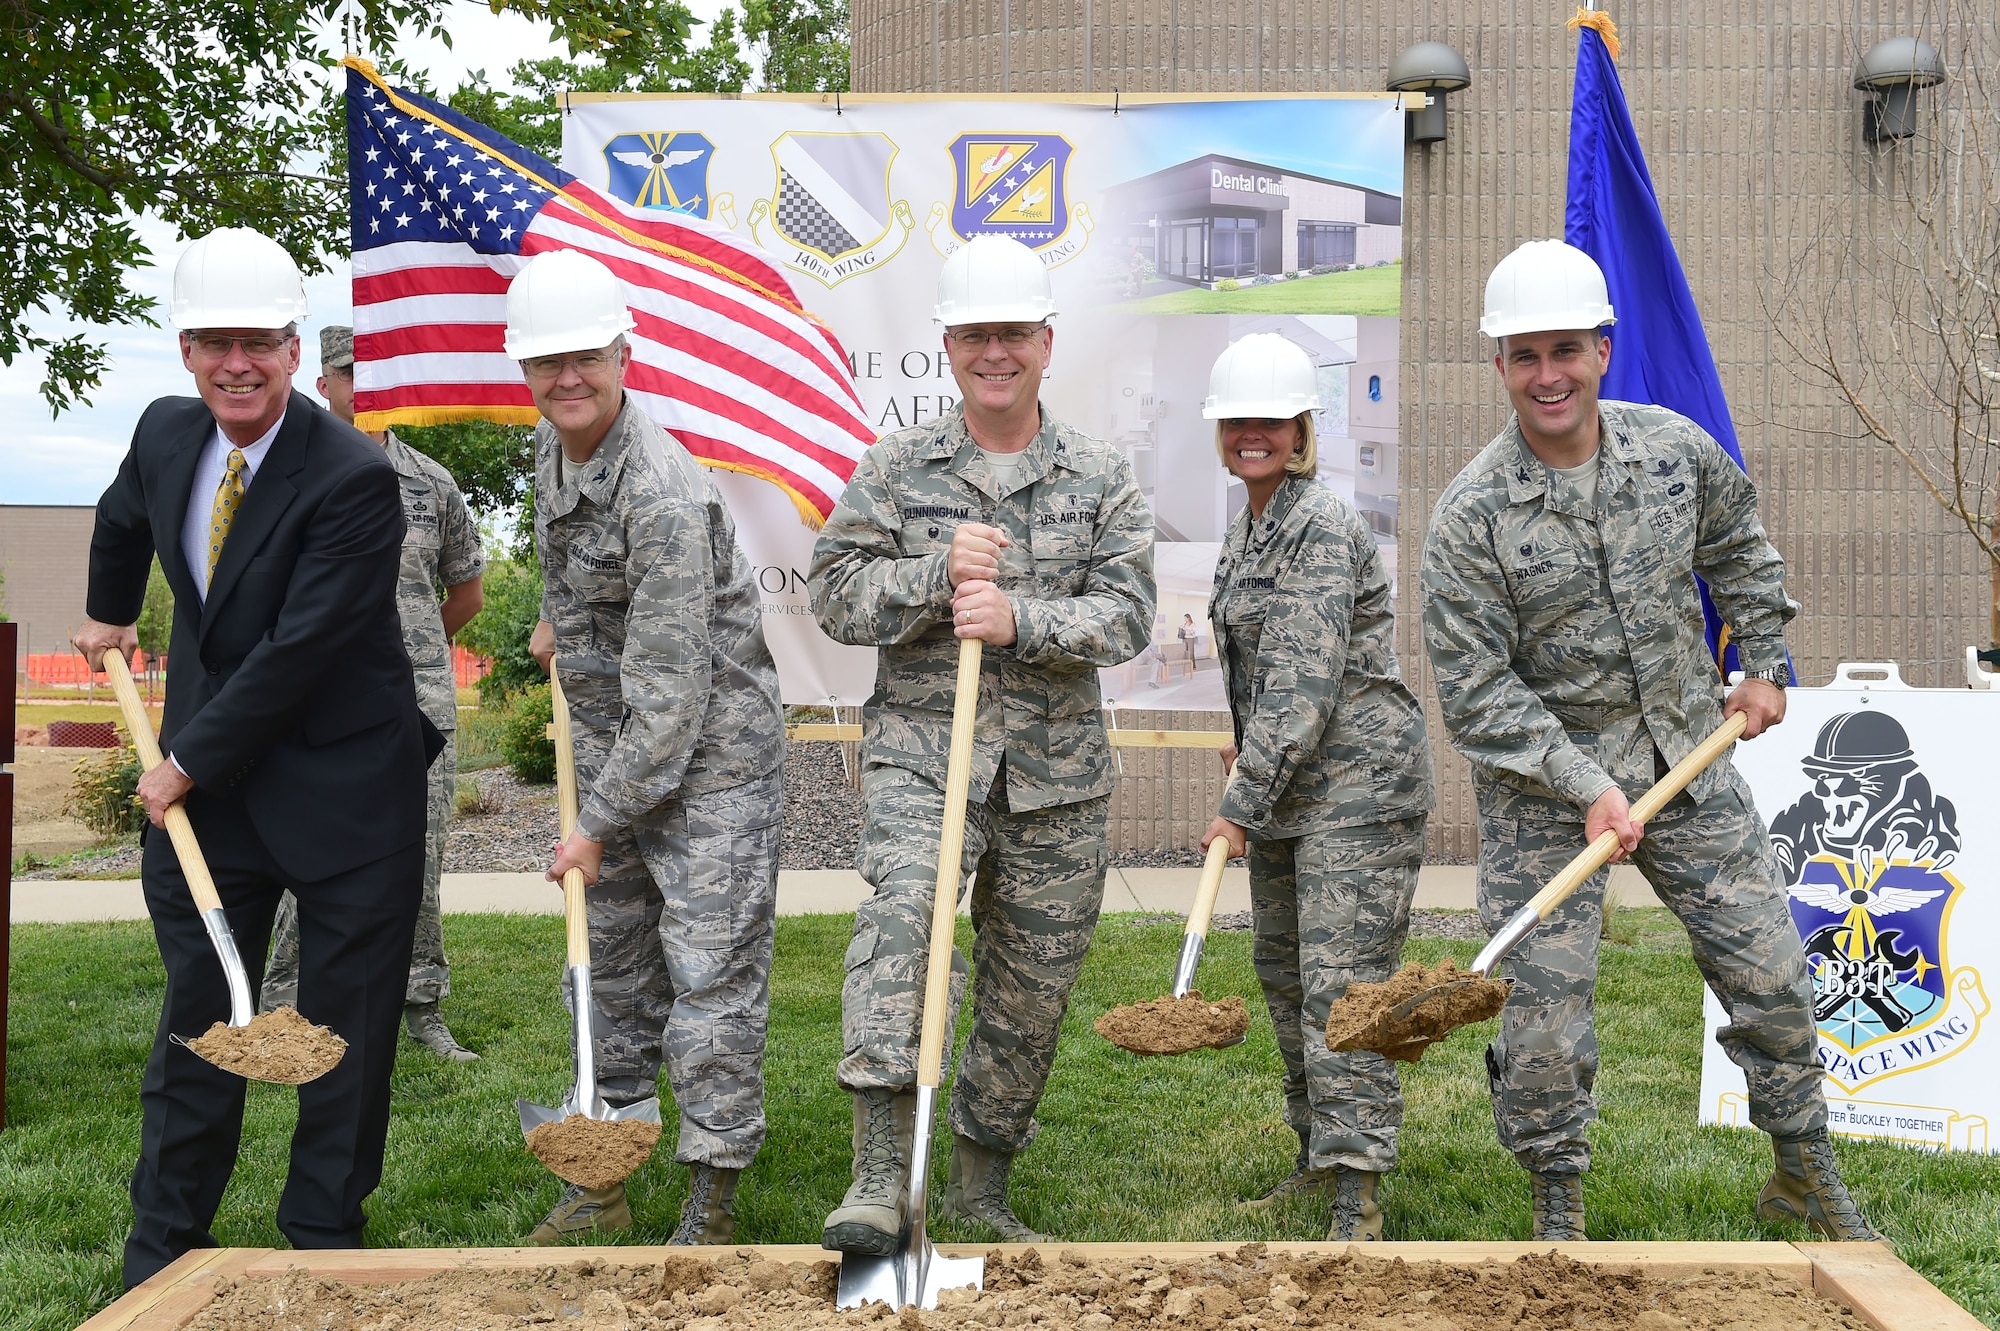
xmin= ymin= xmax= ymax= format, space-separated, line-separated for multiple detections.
xmin=1202 ymin=333 xmax=1321 ymax=419
xmin=504 ymin=250 xmax=638 ymax=359
xmin=1479 ymin=240 xmax=1616 ymax=340
xmin=170 ymin=228 xmax=308 ymax=330
xmin=934 ymin=235 xmax=1057 ymax=326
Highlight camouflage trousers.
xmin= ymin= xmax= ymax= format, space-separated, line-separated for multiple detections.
xmin=1250 ymin=816 xmax=1426 ymax=1174
xmin=261 ymin=733 xmax=454 ymax=1012
xmin=563 ymin=766 xmax=782 ymax=1171
xmin=839 ymin=764 xmax=1109 ymax=1153
xmin=1476 ymin=770 xmax=1824 ymax=1175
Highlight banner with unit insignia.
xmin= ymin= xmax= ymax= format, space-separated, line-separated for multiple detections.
xmin=563 ymin=95 xmax=1407 ymax=709
xmin=1703 ymin=667 xmax=1996 ymax=1153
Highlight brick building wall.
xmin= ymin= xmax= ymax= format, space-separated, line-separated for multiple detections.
xmin=851 ymin=1 xmax=1991 ymax=861
xmin=0 ymin=506 xmax=97 ymax=674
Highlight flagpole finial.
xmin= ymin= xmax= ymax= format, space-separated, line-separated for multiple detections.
xmin=1567 ymin=6 xmax=1621 ymax=61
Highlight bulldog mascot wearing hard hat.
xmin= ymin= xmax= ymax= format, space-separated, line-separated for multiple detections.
xmin=1419 ymin=240 xmax=1879 ymax=1242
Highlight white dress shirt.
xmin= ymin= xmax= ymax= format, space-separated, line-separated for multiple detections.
xmin=181 ymin=412 xmax=286 ymax=603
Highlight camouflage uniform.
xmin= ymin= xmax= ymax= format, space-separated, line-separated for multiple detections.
xmin=809 ymin=405 xmax=1155 ymax=1151
xmin=1421 ymin=400 xmax=1821 ymax=1175
xmin=1212 ymin=476 xmax=1434 ymax=1173
xmin=538 ymin=397 xmax=785 ymax=1169
xmin=262 ymin=430 xmax=483 ymax=1011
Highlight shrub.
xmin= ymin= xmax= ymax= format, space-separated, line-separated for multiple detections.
xmin=68 ymin=744 xmax=145 ymax=838
xmin=1215 ymin=278 xmax=1239 ymax=292
xmin=1283 ymin=270 xmax=1299 ymax=280
xmin=454 ymin=775 xmax=497 ymax=817
xmin=500 ymin=681 xmax=557 ymax=784
xmin=458 ymin=558 xmax=545 ymax=705
xmin=1310 ymin=263 xmax=1335 ymax=276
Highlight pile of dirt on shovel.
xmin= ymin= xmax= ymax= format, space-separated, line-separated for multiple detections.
xmin=1323 ymin=959 xmax=1510 ymax=1063
xmin=1095 ymin=991 xmax=1249 ymax=1054
xmin=185 ymin=1006 xmax=347 ymax=1084
xmin=187 ymin=1245 xmax=1873 ymax=1331
xmin=526 ymin=1114 xmax=663 ymax=1189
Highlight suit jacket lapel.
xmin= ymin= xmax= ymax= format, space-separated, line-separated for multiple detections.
xmin=200 ymin=395 xmax=308 ymax=639
xmin=157 ymin=411 xmax=211 ymax=608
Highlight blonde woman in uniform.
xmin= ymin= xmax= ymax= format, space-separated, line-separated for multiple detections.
xmin=1200 ymin=333 xmax=1435 ymax=1240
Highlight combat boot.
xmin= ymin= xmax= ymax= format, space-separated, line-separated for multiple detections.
xmin=822 ymin=1089 xmax=916 ymax=1255
xmin=1326 ymin=1168 xmax=1384 ymax=1241
xmin=1529 ymin=1171 xmax=1586 ymax=1241
xmin=1756 ymin=1130 xmax=1881 ymax=1240
xmin=527 ymin=1182 xmax=631 ymax=1244
xmin=404 ymin=1002 xmax=479 ymax=1062
xmin=941 ymin=1136 xmax=1047 ymax=1242
xmin=1237 ymin=1127 xmax=1336 ymax=1212
xmin=667 ymin=1164 xmax=740 ymax=1245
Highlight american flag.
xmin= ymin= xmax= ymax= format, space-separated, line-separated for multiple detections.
xmin=342 ymin=58 xmax=871 ymax=524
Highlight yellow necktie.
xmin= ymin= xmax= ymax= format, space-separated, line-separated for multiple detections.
xmin=206 ymin=448 xmax=248 ymax=588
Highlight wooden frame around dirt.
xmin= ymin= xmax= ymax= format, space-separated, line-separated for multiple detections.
xmin=79 ymin=1240 xmax=1981 ymax=1331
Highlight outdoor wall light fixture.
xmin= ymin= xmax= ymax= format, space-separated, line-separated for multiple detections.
xmin=1854 ymin=37 xmax=1946 ymax=142
xmin=1386 ymin=42 xmax=1471 ymax=144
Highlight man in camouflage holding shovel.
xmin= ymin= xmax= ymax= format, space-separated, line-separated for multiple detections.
xmin=260 ymin=325 xmax=485 ymax=1063
xmin=811 ymin=235 xmax=1155 ymax=1253
xmin=511 ymin=250 xmax=786 ymax=1247
xmin=1421 ymin=240 xmax=1877 ymax=1242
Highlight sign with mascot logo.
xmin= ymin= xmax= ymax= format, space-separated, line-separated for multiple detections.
xmin=1700 ymin=666 xmax=1995 ymax=1152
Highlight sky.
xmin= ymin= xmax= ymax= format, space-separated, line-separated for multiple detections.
xmin=0 ymin=0 xmax=727 ymax=507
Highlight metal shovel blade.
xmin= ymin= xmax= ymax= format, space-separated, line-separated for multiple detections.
xmin=518 ymin=958 xmax=662 ymax=1139
xmin=517 ymin=1093 xmax=663 ymax=1137
xmin=837 ymin=1237 xmax=986 ymax=1312
xmin=1168 ymin=932 xmax=1245 ymax=1048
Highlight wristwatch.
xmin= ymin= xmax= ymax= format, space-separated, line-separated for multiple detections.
xmin=1743 ymin=665 xmax=1789 ymax=690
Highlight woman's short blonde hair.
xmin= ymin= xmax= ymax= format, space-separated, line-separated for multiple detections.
xmin=1214 ymin=412 xmax=1318 ymax=481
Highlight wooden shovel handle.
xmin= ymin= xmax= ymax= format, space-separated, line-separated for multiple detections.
xmin=916 ymin=636 xmax=983 ymax=1091
xmin=548 ymin=670 xmax=591 ymax=969
xmin=102 ymin=653 xmax=224 ymax=916
xmin=1522 ymin=711 xmax=1749 ymax=922
xmin=1184 ymin=777 xmax=1239 ymax=938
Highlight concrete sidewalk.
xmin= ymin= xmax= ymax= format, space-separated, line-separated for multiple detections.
xmin=8 ymin=863 xmax=1665 ymax=925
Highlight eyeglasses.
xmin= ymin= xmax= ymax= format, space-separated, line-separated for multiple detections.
xmin=188 ymin=333 xmax=294 ymax=359
xmin=946 ymin=325 xmax=1046 ymax=351
xmin=522 ymin=348 xmax=620 ymax=380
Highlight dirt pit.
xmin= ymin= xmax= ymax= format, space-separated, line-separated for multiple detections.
xmin=1323 ymin=960 xmax=1510 ymax=1063
xmin=184 ymin=1006 xmax=347 ymax=1084
xmin=526 ymin=1114 xmax=663 ymax=1188
xmin=1095 ymin=991 xmax=1250 ymax=1055
xmin=187 ymin=1246 xmax=1871 ymax=1331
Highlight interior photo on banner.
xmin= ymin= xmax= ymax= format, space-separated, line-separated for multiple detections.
xmin=562 ymin=95 xmax=1408 ymax=708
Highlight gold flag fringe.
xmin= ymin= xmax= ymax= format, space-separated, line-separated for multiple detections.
xmin=1567 ymin=7 xmax=1621 ymax=61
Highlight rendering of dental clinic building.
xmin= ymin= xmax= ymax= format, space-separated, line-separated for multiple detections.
xmin=849 ymin=4 xmax=1996 ymax=858
xmin=1104 ymin=154 xmax=1402 ymax=285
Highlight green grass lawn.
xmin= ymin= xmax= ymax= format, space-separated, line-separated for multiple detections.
xmin=1119 ymin=263 xmax=1403 ymax=316
xmin=4 ymin=912 xmax=1996 ymax=1329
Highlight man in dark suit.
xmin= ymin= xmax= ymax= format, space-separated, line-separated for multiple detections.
xmin=71 ymin=227 xmax=438 ymax=1288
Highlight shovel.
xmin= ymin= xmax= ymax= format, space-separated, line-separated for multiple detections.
xmin=1094 ymin=792 xmax=1250 ymax=1055
xmin=837 ymin=637 xmax=987 ymax=1311
xmin=102 ymin=651 xmax=346 ymax=1084
xmin=517 ymin=669 xmax=662 ymax=1183
xmin=1327 ymin=712 xmax=1751 ymax=1062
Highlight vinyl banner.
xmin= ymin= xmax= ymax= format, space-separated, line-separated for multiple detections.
xmin=1698 ymin=667 xmax=1996 ymax=1152
xmin=563 ymin=95 xmax=1408 ymax=706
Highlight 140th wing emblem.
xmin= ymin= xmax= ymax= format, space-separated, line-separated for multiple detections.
xmin=748 ymin=131 xmax=913 ymax=287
